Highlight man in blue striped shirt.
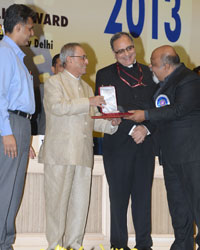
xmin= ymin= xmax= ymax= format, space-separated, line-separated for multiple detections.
xmin=0 ymin=4 xmax=36 ymax=249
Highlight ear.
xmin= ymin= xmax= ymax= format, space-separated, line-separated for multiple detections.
xmin=113 ymin=50 xmax=117 ymax=60
xmin=164 ymin=63 xmax=170 ymax=71
xmin=51 ymin=66 xmax=55 ymax=74
xmin=14 ymin=23 xmax=23 ymax=33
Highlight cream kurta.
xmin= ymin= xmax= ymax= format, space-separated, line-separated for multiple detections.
xmin=38 ymin=69 xmax=117 ymax=168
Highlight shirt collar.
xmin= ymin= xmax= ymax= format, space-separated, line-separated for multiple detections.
xmin=118 ymin=59 xmax=137 ymax=69
xmin=3 ymin=35 xmax=25 ymax=58
xmin=127 ymin=59 xmax=137 ymax=68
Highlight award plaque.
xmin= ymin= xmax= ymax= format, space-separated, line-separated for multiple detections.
xmin=92 ymin=86 xmax=131 ymax=119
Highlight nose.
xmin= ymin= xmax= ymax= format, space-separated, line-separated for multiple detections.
xmin=85 ymin=58 xmax=89 ymax=65
xmin=149 ymin=64 xmax=152 ymax=70
xmin=124 ymin=49 xmax=129 ymax=56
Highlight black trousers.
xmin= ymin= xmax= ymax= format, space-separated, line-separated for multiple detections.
xmin=163 ymin=161 xmax=200 ymax=250
xmin=103 ymin=142 xmax=155 ymax=249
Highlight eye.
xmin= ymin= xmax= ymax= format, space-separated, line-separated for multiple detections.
xmin=115 ymin=49 xmax=125 ymax=55
xmin=126 ymin=45 xmax=134 ymax=51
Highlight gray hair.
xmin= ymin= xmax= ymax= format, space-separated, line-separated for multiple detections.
xmin=110 ymin=32 xmax=134 ymax=51
xmin=60 ymin=43 xmax=81 ymax=66
xmin=161 ymin=54 xmax=180 ymax=67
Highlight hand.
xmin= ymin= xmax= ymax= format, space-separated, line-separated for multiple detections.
xmin=2 ymin=135 xmax=17 ymax=158
xmin=131 ymin=125 xmax=147 ymax=144
xmin=29 ymin=145 xmax=36 ymax=159
xmin=125 ymin=110 xmax=145 ymax=123
xmin=111 ymin=118 xmax=121 ymax=126
xmin=89 ymin=96 xmax=106 ymax=107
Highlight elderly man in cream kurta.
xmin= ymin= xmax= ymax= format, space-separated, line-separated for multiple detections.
xmin=39 ymin=43 xmax=119 ymax=250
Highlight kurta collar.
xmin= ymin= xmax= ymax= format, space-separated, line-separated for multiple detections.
xmin=64 ymin=69 xmax=80 ymax=80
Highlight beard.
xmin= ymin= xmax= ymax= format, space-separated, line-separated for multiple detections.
xmin=152 ymin=72 xmax=160 ymax=84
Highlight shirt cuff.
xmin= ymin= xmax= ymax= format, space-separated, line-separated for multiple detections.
xmin=128 ymin=125 xmax=136 ymax=135
xmin=0 ymin=118 xmax=12 ymax=136
xmin=144 ymin=110 xmax=149 ymax=120
xmin=143 ymin=125 xmax=151 ymax=135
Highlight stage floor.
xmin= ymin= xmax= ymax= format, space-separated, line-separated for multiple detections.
xmin=13 ymin=233 xmax=176 ymax=250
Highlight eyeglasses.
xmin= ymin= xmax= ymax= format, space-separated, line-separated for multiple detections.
xmin=114 ymin=45 xmax=134 ymax=55
xmin=70 ymin=55 xmax=88 ymax=60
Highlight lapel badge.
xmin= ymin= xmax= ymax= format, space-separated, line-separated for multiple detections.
xmin=155 ymin=94 xmax=170 ymax=108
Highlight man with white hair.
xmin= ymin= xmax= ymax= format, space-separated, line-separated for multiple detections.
xmin=39 ymin=43 xmax=120 ymax=250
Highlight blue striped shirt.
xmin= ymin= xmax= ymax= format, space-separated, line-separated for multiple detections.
xmin=0 ymin=35 xmax=35 ymax=136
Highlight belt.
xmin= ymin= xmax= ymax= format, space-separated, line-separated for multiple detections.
xmin=8 ymin=109 xmax=32 ymax=120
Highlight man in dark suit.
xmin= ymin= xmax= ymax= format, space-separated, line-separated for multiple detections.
xmin=126 ymin=45 xmax=200 ymax=250
xmin=95 ymin=32 xmax=157 ymax=250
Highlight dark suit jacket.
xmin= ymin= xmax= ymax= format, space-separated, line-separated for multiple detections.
xmin=37 ymin=84 xmax=46 ymax=135
xmin=148 ymin=63 xmax=200 ymax=164
xmin=96 ymin=62 xmax=157 ymax=154
xmin=31 ymin=83 xmax=45 ymax=135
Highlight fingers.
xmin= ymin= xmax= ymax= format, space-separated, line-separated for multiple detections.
xmin=131 ymin=133 xmax=145 ymax=144
xmin=98 ymin=96 xmax=106 ymax=107
xmin=132 ymin=135 xmax=145 ymax=144
xmin=125 ymin=114 xmax=135 ymax=120
xmin=111 ymin=118 xmax=121 ymax=126
xmin=29 ymin=146 xmax=36 ymax=159
xmin=5 ymin=144 xmax=17 ymax=158
xmin=125 ymin=110 xmax=145 ymax=122
xmin=124 ymin=110 xmax=135 ymax=120
xmin=89 ymin=96 xmax=106 ymax=107
xmin=131 ymin=126 xmax=147 ymax=144
xmin=3 ymin=135 xmax=17 ymax=158
xmin=128 ymin=110 xmax=135 ymax=114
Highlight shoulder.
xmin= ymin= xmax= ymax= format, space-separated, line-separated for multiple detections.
xmin=97 ymin=63 xmax=116 ymax=75
xmin=46 ymin=74 xmax=60 ymax=83
xmin=182 ymin=65 xmax=199 ymax=79
xmin=0 ymin=39 xmax=10 ymax=48
xmin=44 ymin=74 xmax=61 ymax=90
xmin=138 ymin=62 xmax=152 ymax=73
xmin=0 ymin=42 xmax=16 ymax=73
xmin=96 ymin=63 xmax=117 ymax=85
xmin=174 ymin=64 xmax=200 ymax=84
xmin=0 ymin=41 xmax=15 ymax=59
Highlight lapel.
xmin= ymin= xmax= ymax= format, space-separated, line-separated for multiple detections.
xmin=153 ymin=82 xmax=165 ymax=101
xmin=153 ymin=64 xmax=186 ymax=100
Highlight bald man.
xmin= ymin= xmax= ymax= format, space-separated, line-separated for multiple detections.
xmin=126 ymin=45 xmax=200 ymax=250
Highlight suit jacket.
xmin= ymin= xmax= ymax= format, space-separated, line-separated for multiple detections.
xmin=36 ymin=84 xmax=46 ymax=135
xmin=38 ymin=70 xmax=117 ymax=168
xmin=148 ymin=63 xmax=200 ymax=164
xmin=96 ymin=62 xmax=157 ymax=154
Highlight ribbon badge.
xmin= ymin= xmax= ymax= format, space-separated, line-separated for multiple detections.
xmin=155 ymin=94 xmax=170 ymax=108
